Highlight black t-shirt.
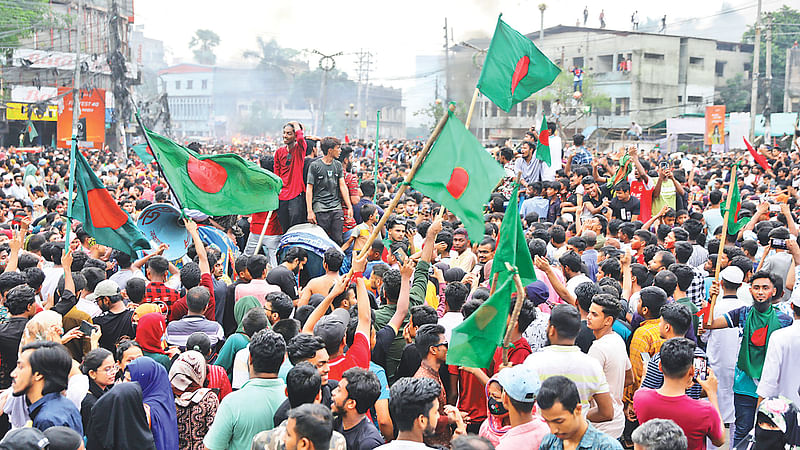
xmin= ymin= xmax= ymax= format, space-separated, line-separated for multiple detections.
xmin=371 ymin=324 xmax=396 ymax=371
xmin=93 ymin=308 xmax=136 ymax=353
xmin=575 ymin=320 xmax=595 ymax=354
xmin=394 ymin=343 xmax=422 ymax=382
xmin=266 ymin=265 xmax=299 ymax=300
xmin=609 ymin=196 xmax=641 ymax=221
xmin=307 ymin=159 xmax=344 ymax=213
xmin=336 ymin=416 xmax=385 ymax=450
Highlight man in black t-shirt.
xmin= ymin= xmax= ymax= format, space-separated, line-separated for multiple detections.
xmin=306 ymin=137 xmax=352 ymax=245
xmin=93 ymin=281 xmax=135 ymax=353
xmin=266 ymin=246 xmax=307 ymax=302
xmin=332 ymin=368 xmax=384 ymax=450
xmin=608 ymin=180 xmax=641 ymax=222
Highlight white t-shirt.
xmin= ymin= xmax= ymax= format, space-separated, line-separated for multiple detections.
xmin=587 ymin=332 xmax=631 ymax=438
xmin=232 ymin=346 xmax=251 ymax=390
xmin=566 ymin=274 xmax=592 ymax=296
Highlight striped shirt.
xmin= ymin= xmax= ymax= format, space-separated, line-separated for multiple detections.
xmin=523 ymin=345 xmax=609 ymax=413
xmin=641 ymin=347 xmax=706 ymax=399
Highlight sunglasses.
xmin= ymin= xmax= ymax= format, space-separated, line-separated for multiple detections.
xmin=435 ymin=342 xmax=449 ymax=349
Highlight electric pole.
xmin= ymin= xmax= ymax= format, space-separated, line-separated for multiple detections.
xmin=749 ymin=0 xmax=762 ymax=142
xmin=355 ymin=49 xmax=373 ymax=140
xmin=313 ymin=50 xmax=342 ymax=135
xmin=765 ymin=14 xmax=772 ymax=143
xmin=444 ymin=17 xmax=450 ymax=101
xmin=539 ymin=4 xmax=547 ymax=41
xmin=108 ymin=0 xmax=129 ymax=162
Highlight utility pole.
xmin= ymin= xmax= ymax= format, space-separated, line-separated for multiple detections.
xmin=444 ymin=17 xmax=450 ymax=101
xmin=749 ymin=0 xmax=762 ymax=142
xmin=108 ymin=0 xmax=129 ymax=162
xmin=355 ymin=49 xmax=373 ymax=140
xmin=71 ymin=0 xmax=84 ymax=143
xmin=765 ymin=14 xmax=772 ymax=144
xmin=539 ymin=4 xmax=547 ymax=41
xmin=313 ymin=50 xmax=342 ymax=135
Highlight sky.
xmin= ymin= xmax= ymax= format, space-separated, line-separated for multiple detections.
xmin=134 ymin=0 xmax=787 ymax=124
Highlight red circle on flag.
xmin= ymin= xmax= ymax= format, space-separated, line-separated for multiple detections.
xmin=187 ymin=158 xmax=228 ymax=194
xmin=87 ymin=188 xmax=128 ymax=229
xmin=446 ymin=167 xmax=469 ymax=199
xmin=511 ymin=56 xmax=530 ymax=95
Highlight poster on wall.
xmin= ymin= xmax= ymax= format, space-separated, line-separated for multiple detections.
xmin=56 ymin=87 xmax=105 ymax=150
xmin=705 ymin=105 xmax=725 ymax=146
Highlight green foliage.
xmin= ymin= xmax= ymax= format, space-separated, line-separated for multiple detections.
xmin=742 ymin=5 xmax=800 ymax=113
xmin=0 ymin=0 xmax=59 ymax=48
xmin=717 ymin=73 xmax=750 ymax=112
xmin=413 ymin=101 xmax=468 ymax=133
xmin=189 ymin=29 xmax=220 ymax=65
xmin=538 ymin=72 xmax=612 ymax=114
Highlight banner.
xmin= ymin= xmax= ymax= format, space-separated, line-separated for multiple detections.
xmin=705 ymin=105 xmax=725 ymax=145
xmin=56 ymin=87 xmax=105 ymax=150
xmin=5 ymin=103 xmax=58 ymax=122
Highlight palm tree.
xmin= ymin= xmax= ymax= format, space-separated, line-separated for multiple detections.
xmin=243 ymin=37 xmax=300 ymax=84
xmin=189 ymin=29 xmax=220 ymax=65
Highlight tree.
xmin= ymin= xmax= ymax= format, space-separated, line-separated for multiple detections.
xmin=243 ymin=37 xmax=301 ymax=86
xmin=413 ymin=101 xmax=468 ymax=133
xmin=539 ymin=72 xmax=612 ymax=115
xmin=1 ymin=1 xmax=64 ymax=50
xmin=189 ymin=29 xmax=220 ymax=65
xmin=743 ymin=5 xmax=800 ymax=113
xmin=717 ymin=73 xmax=750 ymax=112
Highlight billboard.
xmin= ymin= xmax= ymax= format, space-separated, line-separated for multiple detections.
xmin=705 ymin=105 xmax=725 ymax=146
xmin=5 ymin=103 xmax=58 ymax=122
xmin=56 ymin=88 xmax=105 ymax=150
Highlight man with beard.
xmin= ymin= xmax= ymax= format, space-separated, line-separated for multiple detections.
xmin=514 ymin=139 xmax=544 ymax=186
xmin=267 ymin=246 xmax=307 ymax=302
xmin=92 ymin=279 xmax=135 ymax=353
xmin=332 ymin=368 xmax=384 ymax=450
xmin=706 ymin=270 xmax=793 ymax=445
xmin=275 ymin=121 xmax=309 ymax=231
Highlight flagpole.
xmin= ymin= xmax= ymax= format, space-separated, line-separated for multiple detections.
xmin=134 ymin=111 xmax=184 ymax=212
xmin=252 ymin=210 xmax=274 ymax=256
xmin=707 ymin=163 xmax=737 ymax=326
xmin=465 ymin=87 xmax=480 ymax=129
xmin=65 ymin=0 xmax=84 ymax=246
xmin=501 ymin=262 xmax=526 ymax=365
xmin=373 ymin=110 xmax=380 ymax=201
xmin=352 ymin=103 xmax=455 ymax=263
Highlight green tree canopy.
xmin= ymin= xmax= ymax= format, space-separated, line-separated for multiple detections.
xmin=190 ymin=29 xmax=220 ymax=65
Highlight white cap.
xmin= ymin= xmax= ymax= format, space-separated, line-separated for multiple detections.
xmin=720 ymin=266 xmax=744 ymax=284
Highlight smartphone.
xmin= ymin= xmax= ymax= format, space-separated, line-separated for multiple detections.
xmin=393 ymin=248 xmax=407 ymax=264
xmin=771 ymin=238 xmax=787 ymax=250
xmin=659 ymin=161 xmax=670 ymax=170
xmin=693 ymin=355 xmax=708 ymax=381
xmin=769 ymin=204 xmax=781 ymax=212
xmin=79 ymin=320 xmax=94 ymax=336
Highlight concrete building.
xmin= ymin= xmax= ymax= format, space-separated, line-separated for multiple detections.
xmin=158 ymin=64 xmax=216 ymax=138
xmin=452 ymin=25 xmax=754 ymax=140
xmin=785 ymin=47 xmax=800 ymax=113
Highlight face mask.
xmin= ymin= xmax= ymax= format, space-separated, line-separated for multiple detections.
xmin=488 ymin=397 xmax=508 ymax=416
xmin=754 ymin=428 xmax=784 ymax=449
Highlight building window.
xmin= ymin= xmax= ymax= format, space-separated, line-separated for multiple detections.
xmin=615 ymin=97 xmax=630 ymax=115
xmin=687 ymin=96 xmax=703 ymax=103
xmin=643 ymin=53 xmax=664 ymax=61
xmin=642 ymin=97 xmax=663 ymax=104
xmin=202 ymin=80 xmax=208 ymax=89
xmin=689 ymin=57 xmax=704 ymax=66
xmin=175 ymin=80 xmax=181 ymax=89
xmin=715 ymin=61 xmax=725 ymax=77
xmin=187 ymin=80 xmax=193 ymax=89
xmin=678 ymin=96 xmax=683 ymax=103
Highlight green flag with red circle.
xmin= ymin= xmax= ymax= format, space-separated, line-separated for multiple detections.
xmin=410 ymin=110 xmax=505 ymax=242
xmin=142 ymin=125 xmax=283 ymax=216
xmin=67 ymin=150 xmax=150 ymax=256
xmin=535 ymin=115 xmax=551 ymax=166
xmin=478 ymin=15 xmax=561 ymax=113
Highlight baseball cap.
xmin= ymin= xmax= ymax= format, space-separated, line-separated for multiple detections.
xmin=496 ymin=365 xmax=541 ymax=403
xmin=581 ymin=175 xmax=596 ymax=186
xmin=313 ymin=309 xmax=349 ymax=350
xmin=94 ymin=279 xmax=121 ymax=297
xmin=720 ymin=266 xmax=744 ymax=284
xmin=525 ymin=281 xmax=549 ymax=306
xmin=42 ymin=426 xmax=82 ymax=450
xmin=0 ymin=428 xmax=49 ymax=450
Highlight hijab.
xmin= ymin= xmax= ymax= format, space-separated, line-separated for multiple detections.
xmin=136 ymin=312 xmax=167 ymax=355
xmin=87 ymin=382 xmax=156 ymax=450
xmin=479 ymin=378 xmax=511 ymax=447
xmin=754 ymin=396 xmax=800 ymax=449
xmin=234 ymin=295 xmax=261 ymax=333
xmin=127 ymin=356 xmax=179 ymax=450
xmin=168 ymin=351 xmax=212 ymax=407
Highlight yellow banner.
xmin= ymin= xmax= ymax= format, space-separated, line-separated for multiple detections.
xmin=360 ymin=120 xmax=367 ymax=129
xmin=6 ymin=102 xmax=58 ymax=122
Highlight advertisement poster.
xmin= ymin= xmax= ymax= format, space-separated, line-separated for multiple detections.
xmin=705 ymin=105 xmax=725 ymax=146
xmin=56 ymin=87 xmax=105 ymax=149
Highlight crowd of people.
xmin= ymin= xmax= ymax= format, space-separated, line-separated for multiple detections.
xmin=0 ymin=118 xmax=797 ymax=450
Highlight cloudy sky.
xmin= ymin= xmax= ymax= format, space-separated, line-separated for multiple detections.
xmin=134 ymin=0 xmax=783 ymax=124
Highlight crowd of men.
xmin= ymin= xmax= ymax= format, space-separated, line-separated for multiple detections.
xmin=0 ymin=118 xmax=797 ymax=450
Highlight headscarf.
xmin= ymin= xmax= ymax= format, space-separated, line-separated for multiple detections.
xmin=234 ymin=296 xmax=261 ymax=333
xmin=134 ymin=304 xmax=163 ymax=322
xmin=21 ymin=310 xmax=62 ymax=348
xmin=127 ymin=356 xmax=179 ymax=450
xmin=86 ymin=382 xmax=156 ymax=450
xmin=136 ymin=313 xmax=167 ymax=355
xmin=168 ymin=351 xmax=211 ymax=407
xmin=479 ymin=378 xmax=511 ymax=447
xmin=755 ymin=396 xmax=800 ymax=449
xmin=738 ymin=305 xmax=782 ymax=379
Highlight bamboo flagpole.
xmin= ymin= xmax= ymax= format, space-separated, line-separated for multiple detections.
xmin=373 ymin=110 xmax=381 ymax=201
xmin=352 ymin=104 xmax=455 ymax=264
xmin=465 ymin=88 xmax=480 ymax=129
xmin=64 ymin=0 xmax=84 ymax=246
xmin=253 ymin=210 xmax=274 ymax=256
xmin=706 ymin=163 xmax=738 ymax=326
xmin=501 ymin=262 xmax=526 ymax=365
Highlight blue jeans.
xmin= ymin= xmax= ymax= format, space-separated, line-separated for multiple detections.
xmin=573 ymin=80 xmax=583 ymax=92
xmin=733 ymin=393 xmax=757 ymax=446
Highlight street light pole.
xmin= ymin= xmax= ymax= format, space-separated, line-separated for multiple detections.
xmin=539 ymin=4 xmax=547 ymax=41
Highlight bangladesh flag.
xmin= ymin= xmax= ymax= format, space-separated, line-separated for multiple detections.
xmin=142 ymin=125 xmax=283 ymax=216
xmin=744 ymin=137 xmax=769 ymax=171
xmin=26 ymin=121 xmax=38 ymax=141
xmin=67 ymin=150 xmax=150 ymax=256
xmin=535 ymin=115 xmax=551 ymax=166
xmin=720 ymin=162 xmax=751 ymax=235
xmin=132 ymin=143 xmax=155 ymax=164
xmin=409 ymin=110 xmax=505 ymax=241
xmin=477 ymin=15 xmax=561 ymax=113
xmin=489 ymin=184 xmax=536 ymax=289
xmin=606 ymin=154 xmax=632 ymax=191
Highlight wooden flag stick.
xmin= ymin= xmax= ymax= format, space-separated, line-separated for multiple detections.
xmin=350 ymin=104 xmax=456 ymax=266
xmin=707 ymin=163 xmax=738 ymax=326
xmin=465 ymin=87 xmax=480 ymax=129
xmin=501 ymin=262 xmax=526 ymax=365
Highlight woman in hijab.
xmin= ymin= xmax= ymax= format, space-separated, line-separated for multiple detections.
xmin=185 ymin=332 xmax=231 ymax=401
xmin=126 ymin=356 xmax=180 ymax=450
xmin=87 ymin=382 xmax=156 ymax=450
xmin=214 ymin=295 xmax=260 ymax=377
xmin=747 ymin=396 xmax=800 ymax=449
xmin=479 ymin=377 xmax=512 ymax=447
xmin=136 ymin=312 xmax=174 ymax=371
xmin=80 ymin=348 xmax=117 ymax=433
xmin=169 ymin=351 xmax=219 ymax=450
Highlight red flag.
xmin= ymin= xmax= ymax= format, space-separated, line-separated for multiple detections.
xmin=696 ymin=303 xmax=712 ymax=322
xmin=744 ymin=137 xmax=769 ymax=171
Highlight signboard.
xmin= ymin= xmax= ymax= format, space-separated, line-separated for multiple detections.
xmin=705 ymin=105 xmax=725 ymax=145
xmin=5 ymin=103 xmax=58 ymax=122
xmin=56 ymin=87 xmax=105 ymax=150
xmin=12 ymin=49 xmax=137 ymax=78
xmin=10 ymin=86 xmax=58 ymax=103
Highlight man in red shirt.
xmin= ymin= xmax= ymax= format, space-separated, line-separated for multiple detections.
xmin=274 ymin=121 xmax=308 ymax=232
xmin=142 ymin=255 xmax=179 ymax=318
xmin=628 ymin=151 xmax=653 ymax=222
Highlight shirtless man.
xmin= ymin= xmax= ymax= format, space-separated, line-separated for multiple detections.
xmin=296 ymin=247 xmax=344 ymax=306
